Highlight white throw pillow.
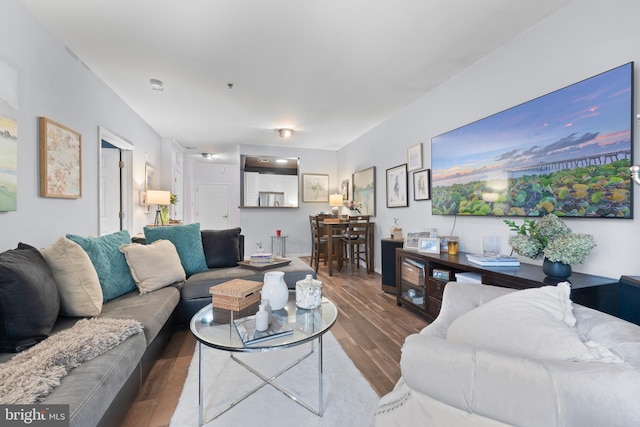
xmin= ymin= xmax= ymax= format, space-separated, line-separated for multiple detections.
xmin=447 ymin=282 xmax=622 ymax=363
xmin=40 ymin=237 xmax=103 ymax=317
xmin=119 ymin=240 xmax=186 ymax=294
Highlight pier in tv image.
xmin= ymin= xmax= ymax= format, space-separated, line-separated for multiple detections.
xmin=431 ymin=62 xmax=633 ymax=219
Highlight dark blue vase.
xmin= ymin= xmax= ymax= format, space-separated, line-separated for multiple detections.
xmin=542 ymin=258 xmax=572 ymax=279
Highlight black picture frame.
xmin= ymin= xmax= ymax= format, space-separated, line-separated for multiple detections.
xmin=413 ymin=169 xmax=431 ymax=201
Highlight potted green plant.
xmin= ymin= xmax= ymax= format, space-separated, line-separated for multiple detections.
xmin=160 ymin=193 xmax=178 ymax=225
xmin=504 ymin=213 xmax=596 ymax=279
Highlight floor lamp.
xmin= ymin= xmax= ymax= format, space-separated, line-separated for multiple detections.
xmin=146 ymin=190 xmax=171 ymax=226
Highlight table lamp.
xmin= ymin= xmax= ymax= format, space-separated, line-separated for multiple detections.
xmin=146 ymin=190 xmax=171 ymax=226
xmin=329 ymin=194 xmax=343 ymax=216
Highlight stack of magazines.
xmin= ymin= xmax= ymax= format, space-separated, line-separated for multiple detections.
xmin=466 ymin=253 xmax=520 ymax=267
xmin=233 ymin=315 xmax=293 ymax=345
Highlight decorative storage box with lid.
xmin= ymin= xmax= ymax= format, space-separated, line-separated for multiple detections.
xmin=209 ymin=279 xmax=262 ymax=323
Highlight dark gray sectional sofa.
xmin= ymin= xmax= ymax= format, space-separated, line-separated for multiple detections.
xmin=0 ymin=225 xmax=315 ymax=427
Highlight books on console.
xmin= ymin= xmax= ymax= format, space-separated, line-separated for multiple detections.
xmin=233 ymin=314 xmax=293 ymax=345
xmin=466 ymin=253 xmax=520 ymax=267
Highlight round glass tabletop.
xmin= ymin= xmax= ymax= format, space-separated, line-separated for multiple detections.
xmin=190 ymin=292 xmax=338 ymax=353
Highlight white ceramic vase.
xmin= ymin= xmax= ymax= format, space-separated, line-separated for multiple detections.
xmin=262 ymin=271 xmax=288 ymax=310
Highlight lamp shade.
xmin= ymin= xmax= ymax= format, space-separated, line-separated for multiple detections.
xmin=329 ymin=194 xmax=343 ymax=207
xmin=329 ymin=193 xmax=343 ymax=215
xmin=146 ymin=190 xmax=171 ymax=205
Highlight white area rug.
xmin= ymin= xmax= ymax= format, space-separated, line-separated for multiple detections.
xmin=170 ymin=331 xmax=379 ymax=427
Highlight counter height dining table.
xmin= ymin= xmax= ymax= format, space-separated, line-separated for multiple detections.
xmin=320 ymin=218 xmax=375 ymax=276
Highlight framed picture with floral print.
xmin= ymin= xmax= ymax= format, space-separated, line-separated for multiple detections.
xmin=39 ymin=117 xmax=82 ymax=198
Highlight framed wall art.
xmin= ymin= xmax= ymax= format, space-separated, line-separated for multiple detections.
xmin=413 ymin=169 xmax=431 ymax=201
xmin=386 ymin=163 xmax=408 ymax=208
xmin=39 ymin=117 xmax=81 ymax=199
xmin=407 ymin=143 xmax=423 ymax=171
xmin=352 ymin=166 xmax=376 ymax=216
xmin=340 ymin=178 xmax=349 ymax=201
xmin=302 ymin=173 xmax=329 ymax=202
xmin=0 ymin=116 xmax=17 ymax=211
xmin=145 ymin=162 xmax=155 ymax=191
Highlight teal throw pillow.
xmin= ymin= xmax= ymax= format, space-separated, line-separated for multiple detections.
xmin=143 ymin=223 xmax=208 ymax=276
xmin=67 ymin=230 xmax=136 ymax=302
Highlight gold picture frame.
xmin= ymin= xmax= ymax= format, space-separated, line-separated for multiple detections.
xmin=39 ymin=117 xmax=82 ymax=198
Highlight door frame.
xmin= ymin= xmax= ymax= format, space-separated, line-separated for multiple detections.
xmin=98 ymin=126 xmax=134 ymax=234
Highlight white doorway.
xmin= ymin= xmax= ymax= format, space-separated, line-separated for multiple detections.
xmin=98 ymin=127 xmax=133 ymax=235
xmin=196 ymin=183 xmax=229 ymax=230
xmin=100 ymin=147 xmax=121 ymax=234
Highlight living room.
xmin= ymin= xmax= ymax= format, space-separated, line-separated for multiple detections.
xmin=1 ymin=0 xmax=640 ymax=426
xmin=1 ymin=0 xmax=638 ymax=280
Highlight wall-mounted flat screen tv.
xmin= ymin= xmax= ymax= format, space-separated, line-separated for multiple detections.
xmin=431 ymin=62 xmax=633 ymax=219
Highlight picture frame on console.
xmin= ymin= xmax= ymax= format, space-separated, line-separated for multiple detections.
xmin=386 ymin=163 xmax=408 ymax=208
xmin=418 ymin=237 xmax=441 ymax=254
xmin=404 ymin=231 xmax=431 ymax=251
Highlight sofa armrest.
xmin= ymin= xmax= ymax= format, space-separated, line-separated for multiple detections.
xmin=422 ymin=282 xmax=514 ymax=338
xmin=401 ymin=333 xmax=640 ymax=427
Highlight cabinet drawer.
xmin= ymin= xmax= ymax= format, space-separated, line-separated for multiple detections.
xmin=427 ymin=279 xmax=446 ymax=300
xmin=428 ymin=297 xmax=442 ymax=319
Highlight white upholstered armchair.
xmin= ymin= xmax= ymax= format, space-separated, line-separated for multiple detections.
xmin=374 ymin=282 xmax=640 ymax=427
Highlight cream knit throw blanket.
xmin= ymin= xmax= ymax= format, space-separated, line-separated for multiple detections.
xmin=0 ymin=317 xmax=143 ymax=404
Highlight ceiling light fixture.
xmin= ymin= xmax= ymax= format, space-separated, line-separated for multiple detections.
xmin=202 ymin=153 xmax=214 ymax=160
xmin=149 ymin=78 xmax=164 ymax=92
xmin=277 ymin=128 xmax=294 ymax=138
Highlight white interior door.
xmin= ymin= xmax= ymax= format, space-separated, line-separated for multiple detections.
xmin=98 ymin=127 xmax=133 ymax=236
xmin=196 ymin=183 xmax=229 ymax=230
xmin=100 ymin=148 xmax=121 ymax=235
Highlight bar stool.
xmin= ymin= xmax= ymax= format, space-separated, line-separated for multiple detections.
xmin=340 ymin=215 xmax=371 ymax=275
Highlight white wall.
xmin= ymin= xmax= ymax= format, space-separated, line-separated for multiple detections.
xmin=0 ymin=0 xmax=162 ymax=251
xmin=339 ymin=0 xmax=640 ymax=279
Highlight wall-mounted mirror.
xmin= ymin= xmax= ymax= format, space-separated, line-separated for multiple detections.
xmin=240 ymin=155 xmax=299 ymax=208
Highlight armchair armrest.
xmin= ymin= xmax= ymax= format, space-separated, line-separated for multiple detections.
xmin=422 ymin=282 xmax=514 ymax=338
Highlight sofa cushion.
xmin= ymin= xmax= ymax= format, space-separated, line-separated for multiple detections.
xmin=40 ymin=237 xmax=103 ymax=317
xmin=143 ymin=223 xmax=208 ymax=276
xmin=447 ymin=282 xmax=623 ymax=362
xmin=201 ymin=227 xmax=242 ymax=268
xmin=0 ymin=243 xmax=60 ymax=352
xmin=100 ymin=286 xmax=180 ymax=346
xmin=119 ymin=240 xmax=186 ymax=294
xmin=67 ymin=230 xmax=136 ymax=302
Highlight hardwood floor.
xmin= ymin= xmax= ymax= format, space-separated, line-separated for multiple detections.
xmin=121 ymin=258 xmax=428 ymax=427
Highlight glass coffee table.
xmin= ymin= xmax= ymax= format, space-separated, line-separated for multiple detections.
xmin=190 ymin=292 xmax=338 ymax=426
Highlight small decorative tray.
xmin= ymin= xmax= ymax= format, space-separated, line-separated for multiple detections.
xmin=238 ymin=258 xmax=292 ymax=271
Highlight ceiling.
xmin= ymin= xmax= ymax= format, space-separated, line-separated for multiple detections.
xmin=20 ymin=0 xmax=571 ymax=161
